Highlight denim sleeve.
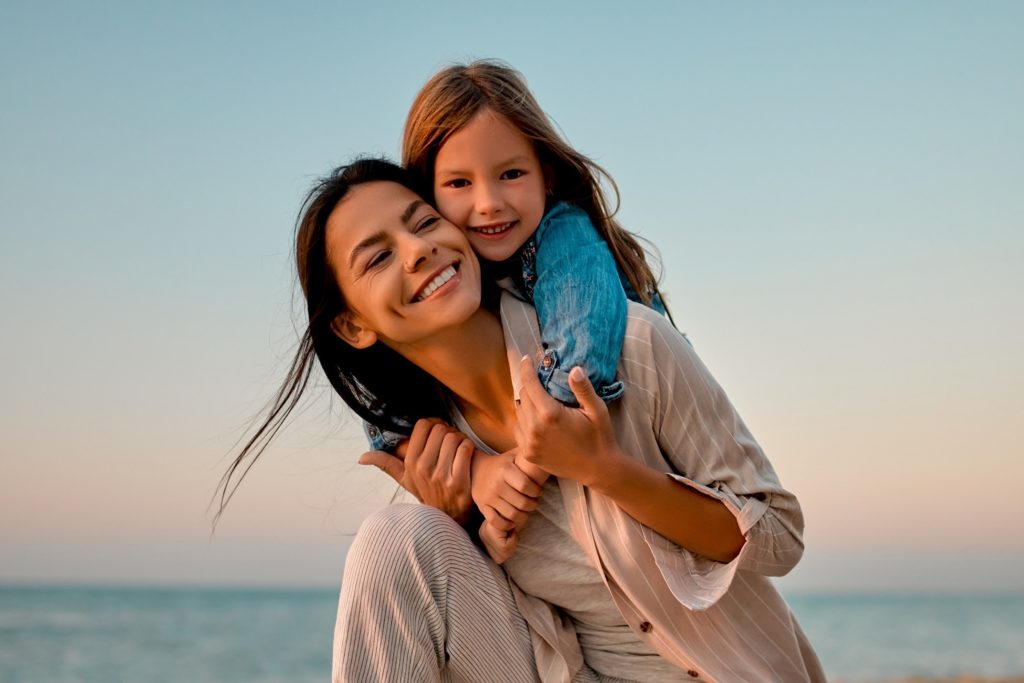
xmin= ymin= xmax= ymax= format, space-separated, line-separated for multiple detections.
xmin=361 ymin=419 xmax=405 ymax=453
xmin=530 ymin=202 xmax=626 ymax=406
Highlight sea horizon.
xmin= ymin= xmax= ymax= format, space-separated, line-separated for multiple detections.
xmin=3 ymin=583 xmax=1022 ymax=682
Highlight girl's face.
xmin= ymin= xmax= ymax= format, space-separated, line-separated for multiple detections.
xmin=433 ymin=108 xmax=547 ymax=263
xmin=324 ymin=181 xmax=482 ymax=349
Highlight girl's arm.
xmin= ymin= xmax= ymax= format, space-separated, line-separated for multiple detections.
xmin=527 ymin=203 xmax=627 ymax=406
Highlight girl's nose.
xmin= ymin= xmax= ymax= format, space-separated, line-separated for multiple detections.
xmin=474 ymin=182 xmax=505 ymax=215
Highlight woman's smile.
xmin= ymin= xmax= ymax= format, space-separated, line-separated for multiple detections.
xmin=324 ymin=180 xmax=482 ymax=347
xmin=411 ymin=262 xmax=462 ymax=303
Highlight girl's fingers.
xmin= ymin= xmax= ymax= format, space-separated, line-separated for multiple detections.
xmin=505 ymin=465 xmax=543 ymax=497
xmin=481 ymin=505 xmax=517 ymax=532
xmin=499 ymin=485 xmax=540 ymax=514
xmin=494 ymin=499 xmax=529 ymax=527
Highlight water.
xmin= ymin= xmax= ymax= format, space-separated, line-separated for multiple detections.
xmin=1 ymin=585 xmax=1022 ymax=682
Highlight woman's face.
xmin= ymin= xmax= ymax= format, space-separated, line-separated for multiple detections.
xmin=324 ymin=180 xmax=482 ymax=349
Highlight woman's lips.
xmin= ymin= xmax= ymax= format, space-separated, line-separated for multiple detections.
xmin=412 ymin=262 xmax=462 ymax=303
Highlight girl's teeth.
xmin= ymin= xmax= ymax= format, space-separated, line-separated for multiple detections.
xmin=478 ymin=222 xmax=512 ymax=234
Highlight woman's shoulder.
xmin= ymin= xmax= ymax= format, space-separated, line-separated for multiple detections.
xmin=621 ymin=302 xmax=696 ymax=373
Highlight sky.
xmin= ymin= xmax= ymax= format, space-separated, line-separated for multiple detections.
xmin=1 ymin=1 xmax=1022 ymax=592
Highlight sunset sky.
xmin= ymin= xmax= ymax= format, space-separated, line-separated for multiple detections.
xmin=2 ymin=1 xmax=1021 ymax=592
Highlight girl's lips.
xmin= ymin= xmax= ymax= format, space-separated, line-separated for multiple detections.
xmin=469 ymin=220 xmax=517 ymax=239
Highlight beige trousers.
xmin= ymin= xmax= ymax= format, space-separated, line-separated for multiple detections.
xmin=332 ymin=504 xmax=619 ymax=683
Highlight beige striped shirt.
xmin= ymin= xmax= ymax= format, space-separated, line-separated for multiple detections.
xmin=498 ymin=293 xmax=826 ymax=683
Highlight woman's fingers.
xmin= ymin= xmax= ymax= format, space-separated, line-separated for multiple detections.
xmin=435 ymin=430 xmax=463 ymax=480
xmin=450 ymin=438 xmax=474 ymax=486
xmin=415 ymin=422 xmax=450 ymax=475
xmin=358 ymin=450 xmax=406 ymax=485
xmin=406 ymin=418 xmax=443 ymax=466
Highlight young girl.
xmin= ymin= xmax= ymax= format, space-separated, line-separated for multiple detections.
xmin=365 ymin=60 xmax=669 ymax=454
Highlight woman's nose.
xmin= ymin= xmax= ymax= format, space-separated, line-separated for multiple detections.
xmin=403 ymin=235 xmax=438 ymax=273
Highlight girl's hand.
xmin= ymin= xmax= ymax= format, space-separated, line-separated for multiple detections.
xmin=515 ymin=357 xmax=625 ymax=486
xmin=471 ymin=449 xmax=544 ymax=532
xmin=360 ymin=418 xmax=474 ymax=525
xmin=478 ymin=519 xmax=519 ymax=565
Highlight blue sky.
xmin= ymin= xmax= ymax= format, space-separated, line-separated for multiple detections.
xmin=1 ymin=1 xmax=1022 ymax=590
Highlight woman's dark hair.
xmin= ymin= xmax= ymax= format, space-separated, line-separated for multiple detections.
xmin=213 ymin=158 xmax=447 ymax=525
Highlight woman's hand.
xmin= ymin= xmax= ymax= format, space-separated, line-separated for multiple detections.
xmin=471 ymin=449 xmax=544 ymax=532
xmin=515 ymin=357 xmax=626 ymax=486
xmin=360 ymin=418 xmax=474 ymax=525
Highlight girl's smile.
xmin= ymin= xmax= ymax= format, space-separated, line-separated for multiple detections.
xmin=433 ymin=108 xmax=547 ymax=263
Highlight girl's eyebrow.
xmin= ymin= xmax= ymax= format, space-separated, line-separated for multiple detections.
xmin=347 ymin=200 xmax=425 ymax=268
xmin=436 ymin=156 xmax=533 ymax=177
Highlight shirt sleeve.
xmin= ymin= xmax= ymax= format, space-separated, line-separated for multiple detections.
xmin=643 ymin=312 xmax=806 ymax=587
xmin=530 ymin=202 xmax=627 ymax=406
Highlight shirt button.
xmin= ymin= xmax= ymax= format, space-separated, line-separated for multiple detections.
xmin=639 ymin=621 xmax=652 ymax=633
xmin=367 ymin=426 xmax=379 ymax=437
xmin=542 ymin=355 xmax=553 ymax=369
xmin=687 ymin=670 xmax=700 ymax=678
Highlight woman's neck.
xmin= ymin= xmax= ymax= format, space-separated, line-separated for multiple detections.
xmin=392 ymin=307 xmax=516 ymax=438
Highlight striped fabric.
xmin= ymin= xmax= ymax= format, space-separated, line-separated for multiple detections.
xmin=498 ymin=294 xmax=826 ymax=683
xmin=333 ymin=503 xmax=635 ymax=683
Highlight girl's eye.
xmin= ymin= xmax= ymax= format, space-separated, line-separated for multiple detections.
xmin=501 ymin=169 xmax=525 ymax=180
xmin=443 ymin=178 xmax=469 ymax=189
xmin=415 ymin=216 xmax=439 ymax=233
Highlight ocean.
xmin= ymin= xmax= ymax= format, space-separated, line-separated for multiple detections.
xmin=1 ymin=585 xmax=1021 ymax=682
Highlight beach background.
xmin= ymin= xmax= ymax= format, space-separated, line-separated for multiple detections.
xmin=1 ymin=2 xmax=1021 ymax=681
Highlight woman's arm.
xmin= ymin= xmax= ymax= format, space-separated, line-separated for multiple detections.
xmin=515 ymin=360 xmax=745 ymax=563
xmin=359 ymin=418 xmax=474 ymax=525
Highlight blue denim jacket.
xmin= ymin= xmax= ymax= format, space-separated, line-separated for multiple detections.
xmin=363 ymin=202 xmax=665 ymax=452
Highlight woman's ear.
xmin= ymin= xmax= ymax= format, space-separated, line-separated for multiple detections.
xmin=331 ymin=311 xmax=378 ymax=349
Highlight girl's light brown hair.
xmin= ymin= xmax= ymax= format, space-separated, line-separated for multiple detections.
xmin=402 ymin=59 xmax=668 ymax=311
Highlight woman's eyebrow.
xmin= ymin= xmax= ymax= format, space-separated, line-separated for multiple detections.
xmin=401 ymin=199 xmax=425 ymax=224
xmin=348 ymin=231 xmax=387 ymax=269
xmin=347 ymin=200 xmax=425 ymax=269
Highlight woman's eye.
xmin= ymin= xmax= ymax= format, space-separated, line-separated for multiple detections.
xmin=367 ymin=250 xmax=391 ymax=269
xmin=502 ymin=169 xmax=525 ymax=180
xmin=415 ymin=216 xmax=439 ymax=233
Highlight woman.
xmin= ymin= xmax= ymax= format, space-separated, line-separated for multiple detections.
xmin=217 ymin=159 xmax=824 ymax=682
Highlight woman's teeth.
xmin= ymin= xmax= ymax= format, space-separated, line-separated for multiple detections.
xmin=414 ymin=265 xmax=457 ymax=302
